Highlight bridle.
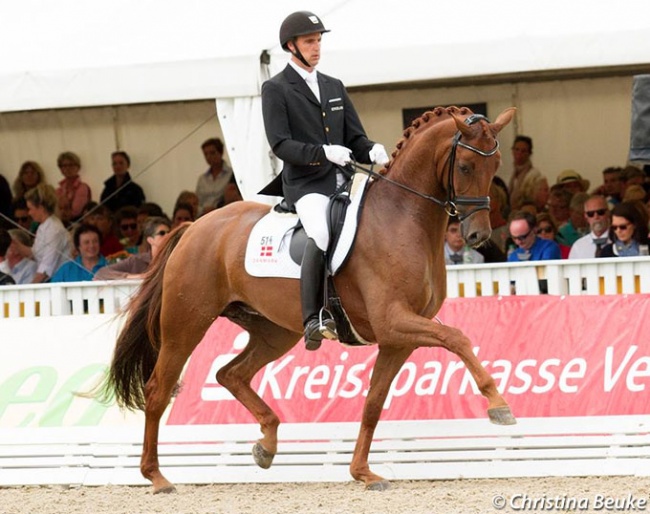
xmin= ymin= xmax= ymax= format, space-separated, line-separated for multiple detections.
xmin=352 ymin=114 xmax=499 ymax=221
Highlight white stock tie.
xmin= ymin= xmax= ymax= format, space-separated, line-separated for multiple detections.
xmin=305 ymin=73 xmax=320 ymax=102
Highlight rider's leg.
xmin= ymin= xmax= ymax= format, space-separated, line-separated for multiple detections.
xmin=295 ymin=194 xmax=337 ymax=351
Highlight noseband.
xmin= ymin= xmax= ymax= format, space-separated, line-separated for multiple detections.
xmin=353 ymin=113 xmax=499 ymax=221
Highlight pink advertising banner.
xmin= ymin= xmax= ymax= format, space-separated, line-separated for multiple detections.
xmin=167 ymin=295 xmax=650 ymax=425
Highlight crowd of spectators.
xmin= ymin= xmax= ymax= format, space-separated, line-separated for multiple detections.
xmin=0 ymin=138 xmax=242 ymax=284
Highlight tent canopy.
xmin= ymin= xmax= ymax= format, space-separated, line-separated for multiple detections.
xmin=1 ymin=0 xmax=649 ymax=112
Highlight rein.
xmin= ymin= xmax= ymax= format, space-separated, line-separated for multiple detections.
xmin=352 ymin=114 xmax=499 ymax=221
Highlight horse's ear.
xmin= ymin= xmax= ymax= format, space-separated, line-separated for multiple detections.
xmin=489 ymin=108 xmax=517 ymax=135
xmin=449 ymin=111 xmax=475 ymax=138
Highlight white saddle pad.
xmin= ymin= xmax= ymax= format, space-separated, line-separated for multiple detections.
xmin=244 ymin=173 xmax=369 ymax=279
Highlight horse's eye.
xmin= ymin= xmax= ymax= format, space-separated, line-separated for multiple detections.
xmin=458 ymin=164 xmax=471 ymax=175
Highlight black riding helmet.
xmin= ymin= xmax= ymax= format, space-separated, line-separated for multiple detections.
xmin=279 ymin=11 xmax=330 ymax=67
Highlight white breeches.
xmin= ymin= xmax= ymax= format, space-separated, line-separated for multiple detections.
xmin=295 ymin=193 xmax=330 ymax=251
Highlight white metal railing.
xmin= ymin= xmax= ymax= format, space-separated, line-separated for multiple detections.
xmin=1 ymin=257 xmax=649 ymax=319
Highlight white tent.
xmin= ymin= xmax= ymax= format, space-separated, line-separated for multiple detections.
xmin=2 ymin=0 xmax=649 ymax=111
xmin=1 ymin=0 xmax=649 ymax=204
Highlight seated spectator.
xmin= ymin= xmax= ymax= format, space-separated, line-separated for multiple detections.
xmin=488 ymin=181 xmax=509 ymax=254
xmin=507 ymin=210 xmax=561 ymax=262
xmin=172 ymin=202 xmax=195 ymax=228
xmin=5 ymin=229 xmax=37 ymax=284
xmin=14 ymin=184 xmax=72 ymax=282
xmin=623 ymin=184 xmax=647 ymax=204
xmin=94 ymin=216 xmax=171 ymax=280
xmin=598 ymin=166 xmax=623 ymax=209
xmin=620 ymin=165 xmax=646 ymax=196
xmin=599 ymin=202 xmax=649 ymax=257
xmin=11 ymin=198 xmax=37 ymax=233
xmin=516 ymin=170 xmax=549 ymax=213
xmin=175 ymin=190 xmax=200 ymax=220
xmin=12 ymin=161 xmax=48 ymax=200
xmin=137 ymin=202 xmax=165 ymax=228
xmin=0 ymin=229 xmax=11 ymax=275
xmin=444 ymin=217 xmax=484 ymax=265
xmin=0 ymin=174 xmax=13 ymax=226
xmin=556 ymin=192 xmax=589 ymax=246
xmin=555 ymin=169 xmax=590 ymax=196
xmin=115 ymin=206 xmax=141 ymax=254
xmin=536 ymin=213 xmax=570 ymax=258
xmin=100 ymin=151 xmax=146 ymax=212
xmin=55 ymin=151 xmax=92 ymax=226
xmin=84 ymin=204 xmax=124 ymax=257
xmin=569 ymin=195 xmax=611 ymax=259
xmin=547 ymin=187 xmax=572 ymax=229
xmin=51 ymin=224 xmax=107 ymax=282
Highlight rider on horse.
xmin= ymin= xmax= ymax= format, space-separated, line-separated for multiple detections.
xmin=260 ymin=11 xmax=389 ymax=351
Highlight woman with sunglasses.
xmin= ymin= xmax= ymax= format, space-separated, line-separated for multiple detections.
xmin=94 ymin=216 xmax=171 ymax=280
xmin=599 ymin=202 xmax=649 ymax=258
xmin=535 ymin=213 xmax=570 ymax=258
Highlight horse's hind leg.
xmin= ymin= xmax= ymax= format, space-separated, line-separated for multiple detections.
xmin=351 ymin=345 xmax=414 ymax=491
xmin=216 ymin=316 xmax=301 ymax=469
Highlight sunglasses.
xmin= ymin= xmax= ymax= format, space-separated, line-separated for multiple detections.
xmin=15 ymin=216 xmax=30 ymax=223
xmin=511 ymin=230 xmax=532 ymax=242
xmin=586 ymin=209 xmax=607 ymax=218
xmin=155 ymin=230 xmax=170 ymax=237
xmin=611 ymin=223 xmax=631 ymax=231
xmin=120 ymin=223 xmax=138 ymax=231
xmin=536 ymin=226 xmax=554 ymax=235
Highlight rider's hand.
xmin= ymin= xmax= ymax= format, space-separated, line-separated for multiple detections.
xmin=323 ymin=145 xmax=352 ymax=167
xmin=369 ymin=143 xmax=390 ymax=166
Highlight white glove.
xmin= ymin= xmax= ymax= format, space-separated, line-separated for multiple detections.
xmin=323 ymin=144 xmax=352 ymax=167
xmin=369 ymin=143 xmax=389 ymax=166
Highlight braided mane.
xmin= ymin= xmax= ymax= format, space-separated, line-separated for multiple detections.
xmin=380 ymin=106 xmax=474 ymax=175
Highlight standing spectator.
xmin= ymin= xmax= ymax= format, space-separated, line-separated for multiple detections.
xmin=507 ymin=210 xmax=561 ymax=262
xmin=115 ymin=206 xmax=141 ymax=254
xmin=100 ymin=151 xmax=146 ymax=212
xmin=508 ymin=135 xmax=540 ymax=210
xmin=555 ymin=169 xmax=590 ymax=196
xmin=171 ymin=202 xmax=195 ymax=228
xmin=556 ymin=192 xmax=589 ymax=246
xmin=0 ymin=173 xmax=13 ymax=224
xmin=12 ymin=161 xmax=48 ymax=201
xmin=51 ymin=224 xmax=107 ymax=282
xmin=444 ymin=217 xmax=484 ymax=265
xmin=14 ymin=184 xmax=72 ymax=282
xmin=4 ymin=229 xmax=37 ymax=284
xmin=599 ymin=202 xmax=649 ymax=258
xmin=94 ymin=216 xmax=171 ymax=280
xmin=547 ymin=187 xmax=573 ymax=229
xmin=85 ymin=204 xmax=124 ymax=257
xmin=195 ymin=137 xmax=235 ymax=215
xmin=569 ymin=195 xmax=611 ymax=259
xmin=55 ymin=151 xmax=92 ymax=226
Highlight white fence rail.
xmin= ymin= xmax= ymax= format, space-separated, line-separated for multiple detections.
xmin=1 ymin=417 xmax=649 ymax=487
xmin=1 ymin=258 xmax=649 ymax=319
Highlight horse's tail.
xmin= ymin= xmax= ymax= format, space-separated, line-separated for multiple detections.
xmin=104 ymin=223 xmax=191 ymax=411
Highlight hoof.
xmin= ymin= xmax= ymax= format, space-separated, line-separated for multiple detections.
xmin=366 ymin=480 xmax=391 ymax=491
xmin=488 ymin=406 xmax=517 ymax=425
xmin=153 ymin=485 xmax=177 ymax=494
xmin=252 ymin=442 xmax=275 ymax=469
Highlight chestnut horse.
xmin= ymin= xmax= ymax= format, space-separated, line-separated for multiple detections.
xmin=105 ymin=106 xmax=516 ymax=493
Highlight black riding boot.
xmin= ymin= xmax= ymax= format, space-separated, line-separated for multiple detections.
xmin=300 ymin=238 xmax=337 ymax=351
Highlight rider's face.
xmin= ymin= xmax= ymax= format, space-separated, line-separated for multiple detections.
xmin=290 ymin=32 xmax=321 ymax=69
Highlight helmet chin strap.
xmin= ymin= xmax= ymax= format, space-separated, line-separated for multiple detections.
xmin=290 ymin=40 xmax=313 ymax=69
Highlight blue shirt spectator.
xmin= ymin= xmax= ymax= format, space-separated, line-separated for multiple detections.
xmin=50 ymin=224 xmax=107 ymax=282
xmin=51 ymin=254 xmax=107 ymax=282
xmin=508 ymin=210 xmax=562 ymax=262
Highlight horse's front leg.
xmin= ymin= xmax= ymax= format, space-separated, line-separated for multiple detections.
xmin=351 ymin=345 xmax=414 ymax=490
xmin=385 ymin=310 xmax=516 ymax=425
